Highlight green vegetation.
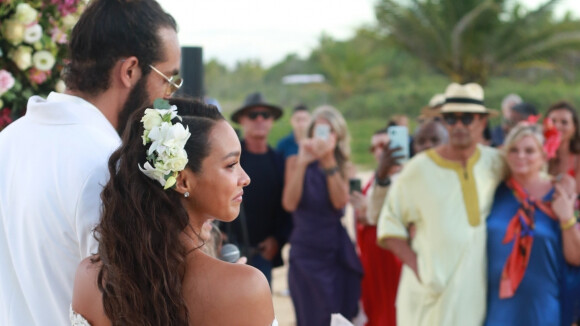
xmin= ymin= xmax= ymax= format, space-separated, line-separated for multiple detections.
xmin=208 ymin=0 xmax=580 ymax=170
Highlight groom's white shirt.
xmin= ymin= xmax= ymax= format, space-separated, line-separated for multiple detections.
xmin=0 ymin=92 xmax=121 ymax=325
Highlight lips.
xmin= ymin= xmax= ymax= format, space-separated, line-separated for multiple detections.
xmin=233 ymin=190 xmax=244 ymax=202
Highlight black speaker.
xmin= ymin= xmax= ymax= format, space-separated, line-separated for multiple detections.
xmin=177 ymin=46 xmax=203 ymax=98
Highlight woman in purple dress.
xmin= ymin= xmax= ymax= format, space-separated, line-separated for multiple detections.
xmin=283 ymin=105 xmax=363 ymax=326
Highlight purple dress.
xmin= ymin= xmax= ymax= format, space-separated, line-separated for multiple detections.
xmin=288 ymin=163 xmax=363 ymax=326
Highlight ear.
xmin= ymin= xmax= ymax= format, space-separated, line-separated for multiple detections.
xmin=119 ymin=56 xmax=141 ymax=89
xmin=174 ymin=168 xmax=196 ymax=196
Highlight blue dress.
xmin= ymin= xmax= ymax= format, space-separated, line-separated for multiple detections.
xmin=486 ymin=182 xmax=571 ymax=326
xmin=288 ymin=163 xmax=363 ymax=326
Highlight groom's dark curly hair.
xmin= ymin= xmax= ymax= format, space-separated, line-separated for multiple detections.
xmin=63 ymin=0 xmax=177 ymax=96
xmin=94 ymin=98 xmax=224 ymax=326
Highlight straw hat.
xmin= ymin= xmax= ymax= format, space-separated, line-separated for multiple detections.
xmin=441 ymin=83 xmax=498 ymax=116
xmin=418 ymin=93 xmax=445 ymax=120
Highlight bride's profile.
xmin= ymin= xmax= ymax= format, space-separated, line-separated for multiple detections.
xmin=70 ymin=98 xmax=277 ymax=326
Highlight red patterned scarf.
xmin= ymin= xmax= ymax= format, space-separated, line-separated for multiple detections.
xmin=500 ymin=177 xmax=556 ymax=298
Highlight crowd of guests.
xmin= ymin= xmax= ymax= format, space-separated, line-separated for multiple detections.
xmin=0 ymin=0 xmax=579 ymax=326
xmin=235 ymin=81 xmax=580 ymax=326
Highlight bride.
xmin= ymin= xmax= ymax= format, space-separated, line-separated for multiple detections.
xmin=70 ymin=98 xmax=277 ymax=326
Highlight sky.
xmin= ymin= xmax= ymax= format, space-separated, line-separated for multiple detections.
xmin=158 ymin=0 xmax=580 ymax=69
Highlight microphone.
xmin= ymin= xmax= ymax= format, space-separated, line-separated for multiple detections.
xmin=220 ymin=243 xmax=240 ymax=263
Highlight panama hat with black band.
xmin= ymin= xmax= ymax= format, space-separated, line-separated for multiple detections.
xmin=441 ymin=83 xmax=498 ymax=116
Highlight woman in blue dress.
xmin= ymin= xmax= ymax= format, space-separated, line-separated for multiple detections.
xmin=283 ymin=105 xmax=363 ymax=326
xmin=486 ymin=122 xmax=580 ymax=326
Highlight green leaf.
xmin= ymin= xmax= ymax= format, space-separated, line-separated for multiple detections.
xmin=153 ymin=98 xmax=170 ymax=110
xmin=164 ymin=175 xmax=177 ymax=189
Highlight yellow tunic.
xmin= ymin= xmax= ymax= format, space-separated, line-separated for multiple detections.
xmin=377 ymin=145 xmax=505 ymax=326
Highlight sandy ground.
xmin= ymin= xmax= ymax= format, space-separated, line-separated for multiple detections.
xmin=270 ymin=170 xmax=373 ymax=326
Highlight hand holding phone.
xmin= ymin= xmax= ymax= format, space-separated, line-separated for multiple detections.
xmin=349 ymin=178 xmax=361 ymax=193
xmin=387 ymin=126 xmax=410 ymax=164
xmin=314 ymin=124 xmax=330 ymax=140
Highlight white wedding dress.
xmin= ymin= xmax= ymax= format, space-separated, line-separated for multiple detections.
xmin=70 ymin=305 xmax=279 ymax=326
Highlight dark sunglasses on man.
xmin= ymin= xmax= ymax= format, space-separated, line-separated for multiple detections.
xmin=247 ymin=111 xmax=272 ymax=120
xmin=442 ymin=113 xmax=478 ymax=126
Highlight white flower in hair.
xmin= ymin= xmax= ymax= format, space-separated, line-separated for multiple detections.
xmin=139 ymin=99 xmax=191 ymax=189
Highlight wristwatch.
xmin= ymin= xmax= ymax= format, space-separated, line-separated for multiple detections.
xmin=375 ymin=175 xmax=391 ymax=187
xmin=321 ymin=165 xmax=339 ymax=176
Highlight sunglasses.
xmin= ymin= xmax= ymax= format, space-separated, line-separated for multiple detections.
xmin=442 ymin=113 xmax=478 ymax=126
xmin=247 ymin=111 xmax=272 ymax=120
xmin=149 ymin=65 xmax=183 ymax=96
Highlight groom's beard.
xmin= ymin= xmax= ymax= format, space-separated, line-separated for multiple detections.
xmin=116 ymin=76 xmax=150 ymax=136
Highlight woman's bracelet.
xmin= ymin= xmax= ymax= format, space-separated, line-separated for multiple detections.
xmin=321 ymin=165 xmax=339 ymax=176
xmin=561 ymin=217 xmax=578 ymax=231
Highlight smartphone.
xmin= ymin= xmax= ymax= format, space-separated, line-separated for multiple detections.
xmin=387 ymin=125 xmax=410 ymax=163
xmin=314 ymin=124 xmax=330 ymax=140
xmin=349 ymin=178 xmax=361 ymax=193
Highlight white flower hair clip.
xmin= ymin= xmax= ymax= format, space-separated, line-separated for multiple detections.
xmin=139 ymin=98 xmax=191 ymax=189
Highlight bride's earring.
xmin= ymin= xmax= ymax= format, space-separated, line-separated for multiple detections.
xmin=184 ymin=192 xmax=190 ymax=198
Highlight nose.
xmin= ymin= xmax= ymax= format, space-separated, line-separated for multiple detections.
xmin=240 ymin=168 xmax=251 ymax=187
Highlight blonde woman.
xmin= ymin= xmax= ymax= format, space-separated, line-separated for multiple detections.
xmin=485 ymin=122 xmax=580 ymax=326
xmin=282 ymin=105 xmax=363 ymax=325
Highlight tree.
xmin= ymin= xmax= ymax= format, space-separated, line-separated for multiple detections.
xmin=375 ymin=0 xmax=580 ymax=85
xmin=309 ymin=29 xmax=391 ymax=99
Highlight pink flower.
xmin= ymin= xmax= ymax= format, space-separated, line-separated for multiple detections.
xmin=51 ymin=26 xmax=68 ymax=44
xmin=51 ymin=0 xmax=81 ymax=16
xmin=0 ymin=109 xmax=13 ymax=130
xmin=0 ymin=70 xmax=16 ymax=96
xmin=28 ymin=67 xmax=51 ymax=85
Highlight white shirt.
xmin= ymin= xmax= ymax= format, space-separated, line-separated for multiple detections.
xmin=0 ymin=92 xmax=121 ymax=325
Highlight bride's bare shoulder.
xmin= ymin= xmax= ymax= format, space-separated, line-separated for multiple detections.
xmin=71 ymin=257 xmax=110 ymax=326
xmin=184 ymin=254 xmax=275 ymax=326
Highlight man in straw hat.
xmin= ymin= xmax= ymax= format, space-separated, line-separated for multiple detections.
xmin=377 ymin=83 xmax=506 ymax=326
xmin=417 ymin=93 xmax=445 ymax=123
xmin=223 ymin=92 xmax=291 ymax=285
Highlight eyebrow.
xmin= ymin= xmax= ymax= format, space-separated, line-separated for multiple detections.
xmin=222 ymin=151 xmax=240 ymax=160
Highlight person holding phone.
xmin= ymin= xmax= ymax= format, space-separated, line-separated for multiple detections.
xmin=377 ymin=83 xmax=506 ymax=326
xmin=282 ymin=105 xmax=363 ymax=326
xmin=349 ymin=121 xmax=448 ymax=326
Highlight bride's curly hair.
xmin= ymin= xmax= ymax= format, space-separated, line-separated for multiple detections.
xmin=94 ymin=98 xmax=224 ymax=325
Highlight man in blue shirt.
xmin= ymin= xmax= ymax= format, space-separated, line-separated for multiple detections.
xmin=276 ymin=104 xmax=310 ymax=159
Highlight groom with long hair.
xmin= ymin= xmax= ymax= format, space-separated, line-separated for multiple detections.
xmin=0 ymin=0 xmax=182 ymax=325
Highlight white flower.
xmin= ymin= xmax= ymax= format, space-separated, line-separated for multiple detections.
xmin=15 ymin=3 xmax=38 ymax=25
xmin=156 ymin=105 xmax=180 ymax=121
xmin=162 ymin=123 xmax=190 ymax=152
xmin=138 ymin=161 xmax=169 ymax=187
xmin=160 ymin=150 xmax=189 ymax=172
xmin=24 ymin=24 xmax=43 ymax=44
xmin=141 ymin=108 xmax=163 ymax=131
xmin=9 ymin=46 xmax=33 ymax=71
xmin=55 ymin=79 xmax=66 ymax=93
xmin=62 ymin=15 xmax=78 ymax=29
xmin=32 ymin=50 xmax=56 ymax=71
xmin=139 ymin=104 xmax=191 ymax=189
xmin=147 ymin=121 xmax=173 ymax=156
xmin=3 ymin=19 xmax=25 ymax=45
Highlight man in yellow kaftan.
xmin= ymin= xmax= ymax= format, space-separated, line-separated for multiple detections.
xmin=377 ymin=83 xmax=506 ymax=326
